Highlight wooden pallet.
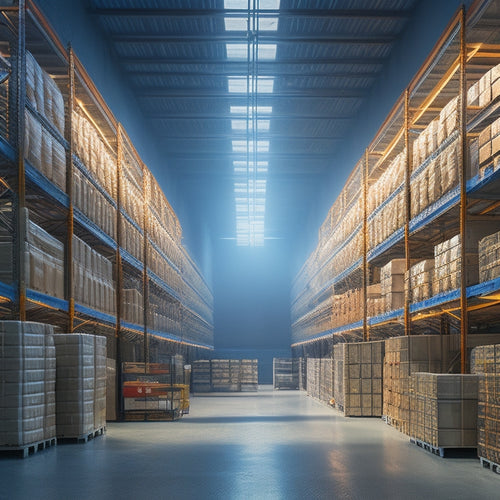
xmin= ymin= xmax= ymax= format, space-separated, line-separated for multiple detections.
xmin=0 ymin=437 xmax=57 ymax=458
xmin=410 ymin=438 xmax=476 ymax=458
xmin=480 ymin=456 xmax=500 ymax=474
xmin=58 ymin=426 xmax=106 ymax=444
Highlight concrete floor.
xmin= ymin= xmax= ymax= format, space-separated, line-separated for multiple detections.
xmin=1 ymin=386 xmax=499 ymax=500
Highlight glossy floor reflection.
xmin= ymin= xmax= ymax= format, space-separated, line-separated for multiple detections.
xmin=1 ymin=386 xmax=498 ymax=500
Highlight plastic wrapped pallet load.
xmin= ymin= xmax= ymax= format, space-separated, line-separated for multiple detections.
xmin=240 ymin=359 xmax=258 ymax=392
xmin=383 ymin=335 xmax=457 ymax=435
xmin=334 ymin=341 xmax=385 ymax=417
xmin=471 ymin=344 xmax=500 ymax=465
xmin=409 ymin=373 xmax=479 ymax=450
xmin=0 ymin=321 xmax=56 ymax=451
xmin=53 ymin=334 xmax=107 ymax=440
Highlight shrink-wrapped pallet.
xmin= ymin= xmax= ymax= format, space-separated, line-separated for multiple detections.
xmin=306 ymin=358 xmax=321 ymax=400
xmin=240 ymin=359 xmax=258 ymax=392
xmin=54 ymin=334 xmax=107 ymax=439
xmin=479 ymin=230 xmax=500 ymax=282
xmin=94 ymin=336 xmax=107 ymax=430
xmin=0 ymin=321 xmax=56 ymax=448
xmin=334 ymin=341 xmax=385 ymax=417
xmin=409 ymin=373 xmax=479 ymax=449
xmin=407 ymin=259 xmax=434 ymax=303
xmin=383 ymin=335 xmax=457 ymax=435
xmin=122 ymin=289 xmax=143 ymax=326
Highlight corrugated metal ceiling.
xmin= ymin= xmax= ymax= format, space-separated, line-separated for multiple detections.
xmin=88 ymin=0 xmax=420 ymax=242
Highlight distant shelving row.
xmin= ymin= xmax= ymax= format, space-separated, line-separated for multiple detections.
xmin=0 ymin=1 xmax=213 ymax=351
xmin=291 ymin=2 xmax=500 ymax=366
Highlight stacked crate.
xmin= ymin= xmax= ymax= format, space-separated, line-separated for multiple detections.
xmin=333 ymin=346 xmax=344 ymax=410
xmin=306 ymin=358 xmax=321 ymax=400
xmin=409 ymin=373 xmax=479 ymax=450
xmin=471 ymin=344 xmax=500 ymax=465
xmin=240 ymin=359 xmax=258 ymax=392
xmin=407 ymin=259 xmax=434 ymax=303
xmin=298 ymin=357 xmax=307 ymax=391
xmin=433 ymin=235 xmax=475 ymax=294
xmin=479 ymin=230 xmax=500 ymax=282
xmin=319 ymin=357 xmax=333 ymax=403
xmin=53 ymin=334 xmax=107 ymax=439
xmin=210 ymin=359 xmax=241 ymax=392
xmin=383 ymin=335 xmax=455 ymax=435
xmin=334 ymin=341 xmax=385 ymax=417
xmin=367 ymin=283 xmax=384 ymax=317
xmin=273 ymin=358 xmax=299 ymax=390
xmin=381 ymin=259 xmax=406 ymax=312
xmin=0 ymin=321 xmax=56 ymax=452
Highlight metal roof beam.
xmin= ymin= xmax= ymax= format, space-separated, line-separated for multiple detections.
xmin=127 ymin=70 xmax=378 ymax=78
xmin=111 ymin=34 xmax=395 ymax=44
xmin=90 ymin=8 xmax=410 ymax=19
xmin=136 ymin=89 xmax=367 ymax=98
xmin=145 ymin=114 xmax=355 ymax=120
xmin=121 ymin=57 xmax=387 ymax=66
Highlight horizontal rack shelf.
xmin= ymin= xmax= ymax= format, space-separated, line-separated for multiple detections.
xmin=367 ymin=227 xmax=404 ymax=263
xmin=368 ymin=308 xmax=404 ymax=327
xmin=292 ymin=320 xmax=364 ymax=347
xmin=25 ymin=161 xmax=69 ymax=209
xmin=74 ymin=302 xmax=116 ymax=326
xmin=0 ymin=281 xmax=15 ymax=302
xmin=148 ymin=328 xmax=213 ymax=350
xmin=147 ymin=269 xmax=181 ymax=302
xmin=73 ymin=155 xmax=117 ymax=209
xmin=367 ymin=183 xmax=404 ymax=222
xmin=0 ymin=135 xmax=15 ymax=163
xmin=120 ymin=208 xmax=143 ymax=235
xmin=74 ymin=208 xmax=117 ymax=250
xmin=26 ymin=102 xmax=68 ymax=150
xmin=409 ymin=187 xmax=459 ymax=234
xmin=27 ymin=288 xmax=68 ymax=311
xmin=120 ymin=248 xmax=143 ymax=274
xmin=148 ymin=237 xmax=180 ymax=275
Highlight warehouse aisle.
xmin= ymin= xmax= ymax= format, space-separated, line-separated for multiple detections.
xmin=1 ymin=387 xmax=498 ymax=500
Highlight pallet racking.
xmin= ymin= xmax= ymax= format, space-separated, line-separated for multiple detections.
xmin=0 ymin=0 xmax=214 ymax=419
xmin=291 ymin=1 xmax=500 ymax=375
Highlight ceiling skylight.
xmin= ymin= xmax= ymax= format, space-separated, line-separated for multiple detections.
xmin=228 ymin=76 xmax=274 ymax=93
xmin=226 ymin=43 xmax=277 ymax=61
xmin=231 ymin=119 xmax=270 ymax=131
xmin=230 ymin=105 xmax=273 ymax=116
xmin=232 ymin=140 xmax=269 ymax=153
xmin=224 ymin=17 xmax=247 ymax=31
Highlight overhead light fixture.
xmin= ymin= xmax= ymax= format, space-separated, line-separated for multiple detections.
xmin=230 ymin=105 xmax=273 ymax=116
xmin=228 ymin=76 xmax=274 ymax=93
xmin=231 ymin=119 xmax=270 ymax=131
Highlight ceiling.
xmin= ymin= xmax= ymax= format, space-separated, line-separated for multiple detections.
xmin=87 ymin=0 xmax=420 ymax=252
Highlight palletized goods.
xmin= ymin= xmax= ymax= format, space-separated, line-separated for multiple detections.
xmin=334 ymin=341 xmax=385 ymax=417
xmin=0 ymin=321 xmax=56 ymax=449
xmin=53 ymin=333 xmax=107 ymax=439
xmin=409 ymin=373 xmax=479 ymax=449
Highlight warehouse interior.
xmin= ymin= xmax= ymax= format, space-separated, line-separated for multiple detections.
xmin=4 ymin=0 xmax=500 ymax=498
